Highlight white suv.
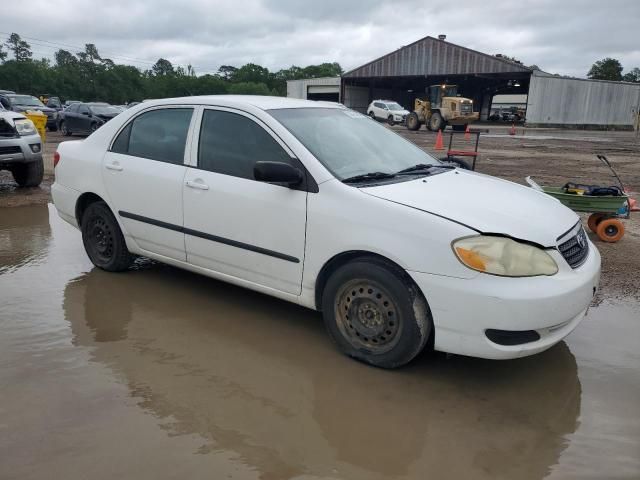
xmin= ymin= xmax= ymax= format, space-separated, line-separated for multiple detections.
xmin=52 ymin=96 xmax=600 ymax=368
xmin=367 ymin=100 xmax=410 ymax=125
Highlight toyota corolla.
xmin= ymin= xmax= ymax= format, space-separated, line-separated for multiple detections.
xmin=52 ymin=96 xmax=600 ymax=368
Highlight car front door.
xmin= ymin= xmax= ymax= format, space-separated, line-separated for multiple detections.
xmin=183 ymin=108 xmax=308 ymax=295
xmin=62 ymin=103 xmax=79 ymax=130
xmin=102 ymin=106 xmax=196 ymax=261
xmin=77 ymin=104 xmax=92 ymax=133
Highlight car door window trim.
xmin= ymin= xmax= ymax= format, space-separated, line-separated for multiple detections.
xmin=118 ymin=210 xmax=300 ymax=263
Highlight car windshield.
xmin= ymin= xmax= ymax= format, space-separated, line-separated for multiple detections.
xmin=89 ymin=105 xmax=121 ymax=115
xmin=384 ymin=103 xmax=404 ymax=111
xmin=269 ymin=108 xmax=440 ymax=181
xmin=8 ymin=95 xmax=45 ymax=107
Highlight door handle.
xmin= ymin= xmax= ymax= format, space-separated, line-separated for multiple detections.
xmin=105 ymin=163 xmax=123 ymax=171
xmin=185 ymin=180 xmax=209 ymax=190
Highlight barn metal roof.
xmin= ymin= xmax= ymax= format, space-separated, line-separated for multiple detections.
xmin=343 ymin=36 xmax=532 ymax=78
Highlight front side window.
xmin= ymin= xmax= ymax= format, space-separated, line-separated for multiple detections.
xmin=197 ymin=109 xmax=292 ymax=180
xmin=78 ymin=105 xmax=90 ymax=115
xmin=111 ymin=108 xmax=193 ymax=165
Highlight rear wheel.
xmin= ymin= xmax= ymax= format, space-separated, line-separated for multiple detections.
xmin=11 ymin=159 xmax=44 ymax=187
xmin=406 ymin=112 xmax=421 ymax=131
xmin=81 ymin=202 xmax=133 ymax=271
xmin=596 ymin=218 xmax=625 ymax=243
xmin=321 ymin=258 xmax=432 ymax=369
xmin=368 ymin=111 xmax=376 ymax=120
xmin=452 ymin=124 xmax=466 ymax=132
xmin=429 ymin=112 xmax=444 ymax=131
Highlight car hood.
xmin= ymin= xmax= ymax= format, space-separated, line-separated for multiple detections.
xmin=13 ymin=105 xmax=56 ymax=115
xmin=361 ymin=169 xmax=578 ymax=247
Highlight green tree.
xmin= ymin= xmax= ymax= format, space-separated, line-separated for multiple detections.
xmin=5 ymin=33 xmax=32 ymax=62
xmin=228 ymin=81 xmax=271 ymax=95
xmin=622 ymin=67 xmax=640 ymax=83
xmin=152 ymin=58 xmax=175 ymax=76
xmin=0 ymin=45 xmax=7 ymax=63
xmin=217 ymin=65 xmax=237 ymax=80
xmin=587 ymin=58 xmax=623 ymax=81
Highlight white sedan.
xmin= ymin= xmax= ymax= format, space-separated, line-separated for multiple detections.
xmin=52 ymin=96 xmax=600 ymax=368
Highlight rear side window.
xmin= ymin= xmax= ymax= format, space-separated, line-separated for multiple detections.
xmin=111 ymin=108 xmax=193 ymax=165
xmin=66 ymin=104 xmax=79 ymax=113
xmin=197 ymin=109 xmax=292 ymax=180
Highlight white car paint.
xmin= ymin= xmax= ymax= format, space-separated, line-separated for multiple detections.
xmin=367 ymin=100 xmax=410 ymax=123
xmin=52 ymin=95 xmax=600 ymax=361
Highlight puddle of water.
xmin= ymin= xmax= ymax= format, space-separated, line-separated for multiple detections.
xmin=0 ymin=204 xmax=639 ymax=480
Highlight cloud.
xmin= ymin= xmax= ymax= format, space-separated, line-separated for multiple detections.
xmin=3 ymin=0 xmax=639 ymax=77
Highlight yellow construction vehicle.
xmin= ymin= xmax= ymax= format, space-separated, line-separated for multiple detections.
xmin=406 ymin=84 xmax=479 ymax=131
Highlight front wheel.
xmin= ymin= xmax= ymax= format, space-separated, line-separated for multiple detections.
xmin=321 ymin=258 xmax=432 ymax=368
xmin=11 ymin=159 xmax=44 ymax=187
xmin=387 ymin=115 xmax=395 ymax=126
xmin=60 ymin=121 xmax=72 ymax=136
xmin=81 ymin=202 xmax=133 ymax=271
xmin=406 ymin=112 xmax=421 ymax=130
xmin=429 ymin=112 xmax=444 ymax=131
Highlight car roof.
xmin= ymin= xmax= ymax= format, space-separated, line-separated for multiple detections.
xmin=141 ymin=95 xmax=345 ymax=111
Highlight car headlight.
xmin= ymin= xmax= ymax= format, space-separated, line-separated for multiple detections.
xmin=452 ymin=235 xmax=558 ymax=277
xmin=14 ymin=119 xmax=38 ymax=136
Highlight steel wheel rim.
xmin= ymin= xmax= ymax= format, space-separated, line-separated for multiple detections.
xmin=335 ymin=279 xmax=401 ymax=354
xmin=89 ymin=217 xmax=114 ymax=263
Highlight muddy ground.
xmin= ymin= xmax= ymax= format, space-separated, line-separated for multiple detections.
xmin=1 ymin=127 xmax=639 ymax=479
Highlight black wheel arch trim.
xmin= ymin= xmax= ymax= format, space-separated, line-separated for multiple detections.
xmin=118 ymin=210 xmax=300 ymax=263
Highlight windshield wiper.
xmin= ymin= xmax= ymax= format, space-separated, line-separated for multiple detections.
xmin=395 ymin=163 xmax=455 ymax=175
xmin=342 ymin=171 xmax=397 ymax=184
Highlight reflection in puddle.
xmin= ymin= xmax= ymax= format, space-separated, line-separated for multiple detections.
xmin=1 ymin=204 xmax=638 ymax=480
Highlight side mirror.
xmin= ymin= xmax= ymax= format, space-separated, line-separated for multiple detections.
xmin=254 ymin=161 xmax=303 ymax=187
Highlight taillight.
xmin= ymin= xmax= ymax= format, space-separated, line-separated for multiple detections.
xmin=53 ymin=151 xmax=60 ymax=168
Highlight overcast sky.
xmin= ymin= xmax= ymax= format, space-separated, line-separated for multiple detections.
xmin=3 ymin=0 xmax=640 ymax=77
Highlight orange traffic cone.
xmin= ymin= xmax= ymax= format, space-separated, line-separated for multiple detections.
xmin=509 ymin=123 xmax=516 ymax=136
xmin=464 ymin=124 xmax=471 ymax=141
xmin=434 ymin=129 xmax=444 ymax=150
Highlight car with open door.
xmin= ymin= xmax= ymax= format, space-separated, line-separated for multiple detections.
xmin=51 ymin=96 xmax=601 ymax=369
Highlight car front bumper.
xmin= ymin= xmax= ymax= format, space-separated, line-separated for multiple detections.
xmin=0 ymin=133 xmax=43 ymax=166
xmin=408 ymin=241 xmax=601 ymax=359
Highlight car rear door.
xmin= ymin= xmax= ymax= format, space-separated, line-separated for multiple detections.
xmin=183 ymin=107 xmax=308 ymax=295
xmin=102 ymin=106 xmax=196 ymax=261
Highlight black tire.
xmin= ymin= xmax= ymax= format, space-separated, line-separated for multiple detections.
xmin=47 ymin=124 xmax=58 ymax=132
xmin=11 ymin=159 xmax=44 ymax=187
xmin=428 ymin=112 xmax=443 ymax=131
xmin=452 ymin=124 xmax=466 ymax=132
xmin=406 ymin=112 xmax=421 ymax=131
xmin=440 ymin=156 xmax=472 ymax=170
xmin=90 ymin=123 xmax=99 ymax=133
xmin=81 ymin=202 xmax=133 ymax=272
xmin=321 ymin=257 xmax=432 ymax=369
xmin=387 ymin=115 xmax=395 ymax=126
xmin=60 ymin=121 xmax=72 ymax=136
xmin=368 ymin=111 xmax=376 ymax=120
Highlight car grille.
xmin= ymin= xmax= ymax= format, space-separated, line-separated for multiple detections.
xmin=460 ymin=103 xmax=473 ymax=115
xmin=0 ymin=145 xmax=21 ymax=155
xmin=558 ymin=226 xmax=589 ymax=268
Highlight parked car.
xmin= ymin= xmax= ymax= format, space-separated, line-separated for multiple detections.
xmin=0 ymin=93 xmax=58 ymax=131
xmin=40 ymin=95 xmax=64 ymax=111
xmin=58 ymin=102 xmax=122 ymax=136
xmin=52 ymin=96 xmax=601 ymax=369
xmin=64 ymin=100 xmax=81 ymax=108
xmin=0 ymin=89 xmax=16 ymax=95
xmin=367 ymin=100 xmax=410 ymax=125
xmin=0 ymin=109 xmax=44 ymax=186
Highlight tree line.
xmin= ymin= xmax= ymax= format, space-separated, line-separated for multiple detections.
xmin=588 ymin=58 xmax=640 ymax=82
xmin=0 ymin=33 xmax=343 ymax=104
